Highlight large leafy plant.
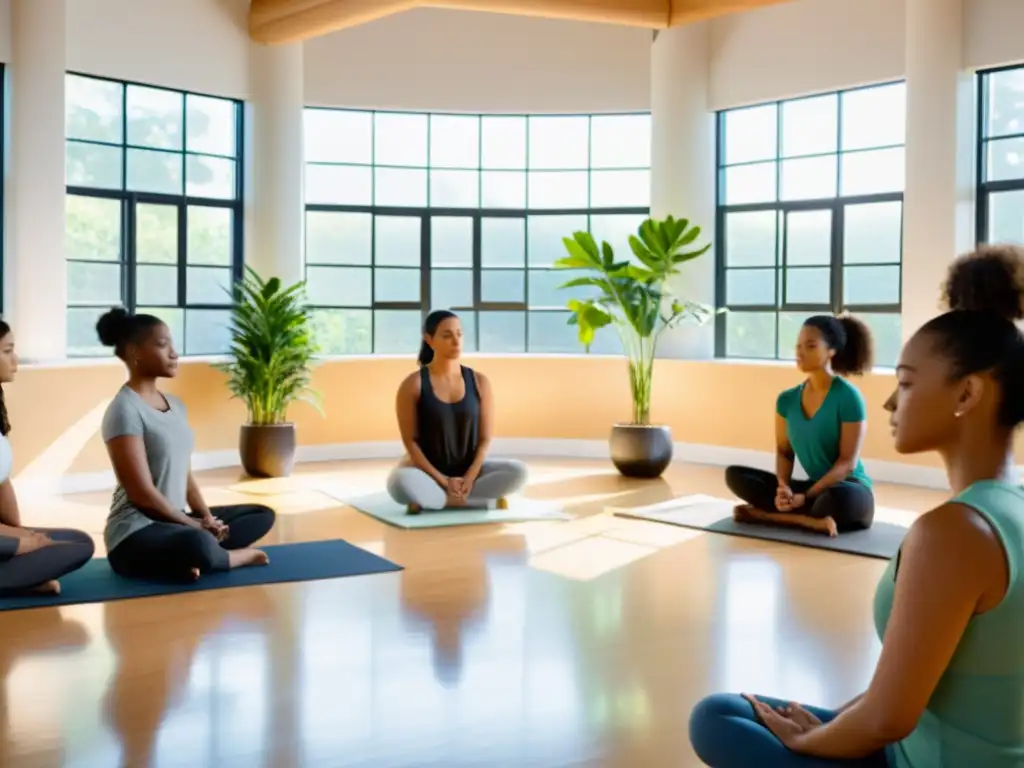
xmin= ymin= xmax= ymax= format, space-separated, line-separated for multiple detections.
xmin=555 ymin=216 xmax=713 ymax=426
xmin=216 ymin=266 xmax=321 ymax=425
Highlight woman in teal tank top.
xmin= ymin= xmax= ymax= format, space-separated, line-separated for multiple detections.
xmin=690 ymin=245 xmax=1024 ymax=767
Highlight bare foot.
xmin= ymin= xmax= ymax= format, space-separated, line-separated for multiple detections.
xmin=733 ymin=504 xmax=757 ymax=523
xmin=190 ymin=568 xmax=200 ymax=580
xmin=815 ymin=516 xmax=839 ymax=538
xmin=228 ymin=548 xmax=270 ymax=569
xmin=30 ymin=580 xmax=60 ymax=595
xmin=445 ymin=494 xmax=467 ymax=508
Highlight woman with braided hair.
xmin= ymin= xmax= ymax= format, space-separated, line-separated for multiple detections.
xmin=0 ymin=320 xmax=95 ymax=595
xmin=725 ymin=314 xmax=876 ymax=537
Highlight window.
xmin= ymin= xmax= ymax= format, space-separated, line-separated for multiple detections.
xmin=715 ymin=82 xmax=906 ymax=367
xmin=977 ymin=65 xmax=1024 ymax=250
xmin=65 ymin=74 xmax=243 ymax=356
xmin=303 ymin=109 xmax=651 ymax=355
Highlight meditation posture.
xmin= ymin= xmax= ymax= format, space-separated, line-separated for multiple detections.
xmin=726 ymin=315 xmax=875 ymax=537
xmin=96 ymin=309 xmax=275 ymax=582
xmin=388 ymin=309 xmax=527 ymax=512
xmin=690 ymin=245 xmax=1024 ymax=767
xmin=0 ymin=321 xmax=95 ymax=596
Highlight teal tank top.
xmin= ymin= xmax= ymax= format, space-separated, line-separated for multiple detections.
xmin=873 ymin=480 xmax=1024 ymax=767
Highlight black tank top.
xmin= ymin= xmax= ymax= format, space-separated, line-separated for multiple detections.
xmin=416 ymin=365 xmax=480 ymax=478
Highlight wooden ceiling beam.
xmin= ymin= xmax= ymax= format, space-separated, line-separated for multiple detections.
xmin=249 ymin=0 xmax=796 ymax=46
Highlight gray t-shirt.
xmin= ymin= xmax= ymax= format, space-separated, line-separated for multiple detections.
xmin=101 ymin=386 xmax=195 ymax=552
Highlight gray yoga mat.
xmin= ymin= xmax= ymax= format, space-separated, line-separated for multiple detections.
xmin=613 ymin=495 xmax=908 ymax=560
xmin=321 ymin=488 xmax=571 ymax=529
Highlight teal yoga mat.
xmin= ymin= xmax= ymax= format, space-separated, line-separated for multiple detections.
xmin=324 ymin=489 xmax=570 ymax=529
xmin=613 ymin=495 xmax=908 ymax=560
xmin=0 ymin=539 xmax=402 ymax=612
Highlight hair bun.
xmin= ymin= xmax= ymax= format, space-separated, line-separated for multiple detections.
xmin=943 ymin=245 xmax=1024 ymax=321
xmin=96 ymin=307 xmax=130 ymax=347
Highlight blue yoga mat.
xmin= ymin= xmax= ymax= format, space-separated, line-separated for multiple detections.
xmin=0 ymin=539 xmax=402 ymax=612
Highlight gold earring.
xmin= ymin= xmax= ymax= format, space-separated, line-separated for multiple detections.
xmin=954 ymin=410 xmax=963 ymax=418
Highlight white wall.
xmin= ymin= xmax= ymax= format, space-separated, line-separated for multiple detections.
xmin=964 ymin=0 xmax=1024 ymax=71
xmin=65 ymin=0 xmax=251 ymax=99
xmin=304 ymin=8 xmax=653 ymax=114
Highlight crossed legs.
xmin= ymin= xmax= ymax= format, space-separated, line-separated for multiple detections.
xmin=387 ymin=459 xmax=529 ymax=511
xmin=107 ymin=504 xmax=276 ymax=582
xmin=0 ymin=528 xmax=95 ymax=596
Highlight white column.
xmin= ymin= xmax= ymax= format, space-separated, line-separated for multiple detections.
xmin=6 ymin=0 xmax=67 ymax=361
xmin=246 ymin=42 xmax=305 ymax=287
xmin=901 ymin=0 xmax=974 ymax=342
xmin=649 ymin=24 xmax=716 ymax=359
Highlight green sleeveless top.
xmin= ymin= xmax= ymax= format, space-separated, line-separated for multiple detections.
xmin=873 ymin=480 xmax=1024 ymax=767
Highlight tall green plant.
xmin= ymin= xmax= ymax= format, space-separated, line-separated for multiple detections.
xmin=216 ymin=266 xmax=321 ymax=425
xmin=555 ymin=216 xmax=713 ymax=426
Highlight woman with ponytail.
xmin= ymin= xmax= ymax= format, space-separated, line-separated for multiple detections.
xmin=0 ymin=321 xmax=95 ymax=596
xmin=388 ymin=310 xmax=527 ymax=512
xmin=691 ymin=246 xmax=1024 ymax=767
xmin=725 ymin=314 xmax=876 ymax=537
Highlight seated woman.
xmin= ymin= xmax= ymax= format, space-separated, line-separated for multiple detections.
xmin=0 ymin=321 xmax=94 ymax=596
xmin=387 ymin=310 xmax=528 ymax=513
xmin=689 ymin=247 xmax=1024 ymax=765
xmin=96 ymin=309 xmax=276 ymax=582
xmin=725 ymin=314 xmax=875 ymax=537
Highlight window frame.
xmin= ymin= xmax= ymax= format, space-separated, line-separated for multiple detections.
xmin=303 ymin=107 xmax=651 ymax=355
xmin=975 ymin=63 xmax=1024 ymax=246
xmin=64 ymin=71 xmax=245 ymax=356
xmin=713 ymin=82 xmax=906 ymax=361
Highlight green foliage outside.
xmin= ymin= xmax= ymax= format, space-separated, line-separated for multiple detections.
xmin=555 ymin=216 xmax=715 ymax=425
xmin=216 ymin=268 xmax=321 ymax=426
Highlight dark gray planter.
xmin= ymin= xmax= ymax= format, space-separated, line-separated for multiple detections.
xmin=609 ymin=423 xmax=673 ymax=479
xmin=239 ymin=423 xmax=297 ymax=478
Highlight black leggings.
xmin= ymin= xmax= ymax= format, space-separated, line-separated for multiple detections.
xmin=725 ymin=465 xmax=875 ymax=533
xmin=0 ymin=528 xmax=95 ymax=595
xmin=107 ymin=504 xmax=275 ymax=582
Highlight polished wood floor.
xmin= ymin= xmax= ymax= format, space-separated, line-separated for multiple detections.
xmin=0 ymin=459 xmax=947 ymax=768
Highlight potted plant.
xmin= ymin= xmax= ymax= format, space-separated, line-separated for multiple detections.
xmin=216 ymin=266 xmax=321 ymax=478
xmin=555 ymin=215 xmax=713 ymax=478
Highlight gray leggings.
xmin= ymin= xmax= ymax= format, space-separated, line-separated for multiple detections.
xmin=387 ymin=459 xmax=528 ymax=510
xmin=0 ymin=528 xmax=95 ymax=595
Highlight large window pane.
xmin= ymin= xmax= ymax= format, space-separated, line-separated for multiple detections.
xmin=374 ymin=310 xmax=422 ymax=354
xmin=780 ymin=156 xmax=836 ymax=201
xmin=306 ymin=211 xmax=371 ymax=266
xmin=481 ymin=117 xmax=527 ymax=169
xmin=841 ymin=83 xmax=906 ymax=151
xmin=375 ymin=216 xmax=421 ymax=267
xmin=843 ymin=265 xmax=901 ymax=305
xmin=186 ymin=266 xmax=233 ymax=304
xmin=481 ymin=270 xmax=525 ymax=303
xmin=127 ymin=148 xmax=183 ymax=195
xmin=723 ymin=104 xmax=777 ymax=165
xmin=785 ymin=267 xmax=830 ymax=304
xmin=432 ymin=269 xmax=473 ymax=309
xmin=306 ymin=266 xmax=372 ymax=306
xmin=985 ymin=136 xmax=1024 ymax=182
xmin=374 ymin=267 xmax=421 ymax=302
xmin=187 ymin=206 xmax=233 ymax=266
xmin=528 ymin=215 xmax=586 ymax=267
xmin=184 ymin=309 xmax=232 ymax=354
xmin=67 ymin=307 xmax=113 ymax=357
xmin=781 ymin=94 xmax=837 ymax=158
xmin=785 ymin=210 xmax=832 ymax=266
xmin=726 ymin=268 xmax=776 ymax=306
xmin=375 ymin=167 xmax=427 ymax=207
xmin=66 ymin=142 xmax=122 ymax=189
xmin=988 ymin=189 xmax=1024 ymax=245
xmin=589 ymin=214 xmax=646 ymax=263
xmin=590 ymin=170 xmax=649 ymax=208
xmin=725 ymin=311 xmax=777 ymax=358
xmin=136 ymin=203 xmax=178 ymax=265
xmin=126 ymin=85 xmax=183 ymax=150
xmin=310 ymin=309 xmax=372 ymax=355
xmin=722 ymin=162 xmax=776 ymax=205
xmin=136 ymin=265 xmax=178 ymax=305
xmin=528 ymin=269 xmax=597 ymax=308
xmin=307 ymin=165 xmax=372 ymax=205
xmin=590 ymin=115 xmax=651 ymax=169
xmin=66 ymin=75 xmax=123 ymax=144
xmin=374 ymin=113 xmax=428 ymax=167
xmin=66 ymin=195 xmax=121 ymax=262
xmin=186 ymin=95 xmax=237 ymax=157
xmin=430 ymin=115 xmax=479 ymax=169
xmin=431 ymin=217 xmax=473 ymax=268
xmin=186 ymin=155 xmax=236 ymax=199
xmin=840 ymin=148 xmax=904 ymax=196
xmin=724 ymin=211 xmax=777 ymax=268
xmin=429 ymin=170 xmax=478 ymax=208
xmin=527 ymin=311 xmax=579 ymax=353
xmin=985 ymin=68 xmax=1024 ymax=139
xmin=481 ymin=171 xmax=526 ymax=209
xmin=479 ymin=311 xmax=526 ymax=352
xmin=844 ymin=202 xmax=902 ymax=264
xmin=304 ymin=109 xmax=372 ymax=164
xmin=68 ymin=261 xmax=122 ymax=304
xmin=527 ymin=171 xmax=588 ymax=209
xmin=483 ymin=218 xmax=526 ymax=267
xmin=528 ymin=117 xmax=589 ymax=169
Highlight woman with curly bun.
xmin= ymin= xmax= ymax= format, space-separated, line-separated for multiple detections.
xmin=95 ymin=308 xmax=276 ymax=582
xmin=725 ymin=314 xmax=876 ymax=537
xmin=691 ymin=245 xmax=1024 ymax=767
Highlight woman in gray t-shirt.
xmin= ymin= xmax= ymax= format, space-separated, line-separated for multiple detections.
xmin=96 ymin=309 xmax=276 ymax=582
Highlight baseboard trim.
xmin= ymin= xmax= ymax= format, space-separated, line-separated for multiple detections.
xmin=13 ymin=437 xmax=958 ymax=499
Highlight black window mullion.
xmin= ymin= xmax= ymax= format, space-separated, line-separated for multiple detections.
xmin=124 ymin=195 xmax=137 ymax=312
xmin=421 ymin=213 xmax=430 ymax=320
xmin=830 ymin=201 xmax=844 ymax=314
xmin=177 ymin=201 xmax=188 ymax=308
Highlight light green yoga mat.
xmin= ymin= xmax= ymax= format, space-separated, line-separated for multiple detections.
xmin=320 ymin=488 xmax=571 ymax=529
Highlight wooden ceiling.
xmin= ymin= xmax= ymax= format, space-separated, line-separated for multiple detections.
xmin=249 ymin=0 xmax=794 ymax=45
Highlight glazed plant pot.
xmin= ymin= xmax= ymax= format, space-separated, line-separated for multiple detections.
xmin=609 ymin=423 xmax=674 ymax=479
xmin=239 ymin=423 xmax=297 ymax=478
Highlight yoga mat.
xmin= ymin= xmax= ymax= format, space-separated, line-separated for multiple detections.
xmin=0 ymin=539 xmax=402 ymax=612
xmin=613 ymin=495 xmax=908 ymax=560
xmin=323 ymin=488 xmax=570 ymax=529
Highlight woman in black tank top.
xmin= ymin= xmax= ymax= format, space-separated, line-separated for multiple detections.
xmin=386 ymin=310 xmax=527 ymax=513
